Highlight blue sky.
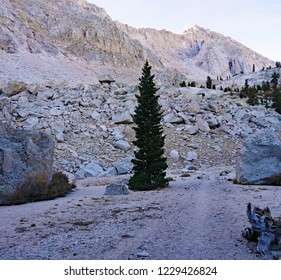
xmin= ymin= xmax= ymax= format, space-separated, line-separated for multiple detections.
xmin=88 ymin=0 xmax=280 ymax=61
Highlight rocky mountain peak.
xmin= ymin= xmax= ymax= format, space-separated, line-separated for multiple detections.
xmin=182 ymin=23 xmax=202 ymax=32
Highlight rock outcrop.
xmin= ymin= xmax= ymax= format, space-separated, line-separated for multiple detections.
xmin=0 ymin=122 xmax=74 ymax=205
xmin=0 ymin=0 xmax=157 ymax=68
xmin=236 ymin=129 xmax=281 ymax=185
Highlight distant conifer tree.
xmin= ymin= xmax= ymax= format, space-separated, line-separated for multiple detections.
xmin=261 ymin=80 xmax=271 ymax=92
xmin=128 ymin=60 xmax=168 ymax=191
xmin=206 ymin=76 xmax=212 ymax=89
xmin=246 ymin=87 xmax=259 ymax=106
xmin=271 ymin=72 xmax=280 ymax=90
xmin=270 ymin=72 xmax=281 ymax=114
xmin=273 ymin=90 xmax=281 ymax=114
xmin=245 ymin=79 xmax=249 ymax=90
xmin=266 ymin=81 xmax=271 ymax=91
xmin=180 ymin=81 xmax=187 ymax=87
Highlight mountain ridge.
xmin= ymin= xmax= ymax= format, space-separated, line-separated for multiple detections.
xmin=117 ymin=20 xmax=274 ymax=79
xmin=0 ymin=0 xmax=275 ymax=84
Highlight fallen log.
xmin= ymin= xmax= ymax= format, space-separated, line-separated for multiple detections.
xmin=242 ymin=203 xmax=281 ymax=259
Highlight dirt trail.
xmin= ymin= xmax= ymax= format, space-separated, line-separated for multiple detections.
xmin=1 ymin=170 xmax=280 ymax=260
xmin=99 ymin=178 xmax=257 ymax=260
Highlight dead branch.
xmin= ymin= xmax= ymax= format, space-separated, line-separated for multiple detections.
xmin=242 ymin=203 xmax=281 ymax=259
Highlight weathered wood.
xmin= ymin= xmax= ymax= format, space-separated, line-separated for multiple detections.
xmin=243 ymin=203 xmax=281 ymax=259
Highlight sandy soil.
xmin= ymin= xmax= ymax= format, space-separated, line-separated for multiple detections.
xmin=0 ymin=167 xmax=281 ymax=260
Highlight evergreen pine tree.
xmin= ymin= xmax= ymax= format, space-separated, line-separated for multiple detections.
xmin=190 ymin=81 xmax=196 ymax=87
xmin=128 ymin=60 xmax=168 ymax=191
xmin=246 ymin=87 xmax=259 ymax=106
xmin=273 ymin=90 xmax=281 ymax=114
xmin=206 ymin=76 xmax=212 ymax=89
xmin=266 ymin=81 xmax=271 ymax=91
xmin=180 ymin=81 xmax=187 ymax=87
xmin=271 ymin=72 xmax=280 ymax=90
xmin=245 ymin=79 xmax=249 ymax=90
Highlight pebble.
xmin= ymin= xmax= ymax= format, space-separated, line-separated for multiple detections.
xmin=136 ymin=250 xmax=150 ymax=258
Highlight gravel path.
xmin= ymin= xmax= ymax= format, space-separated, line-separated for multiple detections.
xmin=1 ymin=168 xmax=280 ymax=260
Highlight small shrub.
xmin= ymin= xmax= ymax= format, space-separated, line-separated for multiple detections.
xmin=3 ymin=172 xmax=76 ymax=205
xmin=166 ymin=177 xmax=174 ymax=182
xmin=232 ymin=178 xmax=239 ymax=184
xmin=46 ymin=172 xmax=76 ymax=198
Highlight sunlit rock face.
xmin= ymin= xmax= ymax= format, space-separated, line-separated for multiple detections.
xmin=0 ymin=0 xmax=274 ymax=80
